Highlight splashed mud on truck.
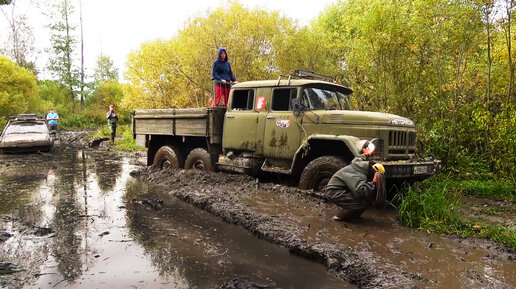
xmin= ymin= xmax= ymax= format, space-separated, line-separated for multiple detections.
xmin=132 ymin=71 xmax=441 ymax=192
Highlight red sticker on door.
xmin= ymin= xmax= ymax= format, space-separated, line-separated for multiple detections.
xmin=257 ymin=96 xmax=266 ymax=110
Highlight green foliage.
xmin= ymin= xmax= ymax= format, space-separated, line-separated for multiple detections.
xmin=87 ymin=80 xmax=124 ymax=112
xmin=398 ymin=180 xmax=464 ymax=232
xmin=0 ymin=55 xmax=42 ymax=124
xmin=59 ymin=110 xmax=105 ymax=130
xmin=475 ymin=224 xmax=516 ymax=248
xmin=315 ymin=0 xmax=515 ymax=180
xmin=47 ymin=0 xmax=80 ymax=112
xmin=89 ymin=125 xmax=145 ymax=151
xmin=92 ymin=55 xmax=119 ymax=84
xmin=399 ymin=178 xmax=516 ymax=248
xmin=114 ymin=125 xmax=144 ymax=151
xmin=447 ymin=179 xmax=516 ymax=201
xmin=123 ymin=3 xmax=310 ymax=109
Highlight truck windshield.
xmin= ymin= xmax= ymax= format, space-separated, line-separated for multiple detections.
xmin=301 ymin=87 xmax=351 ymax=110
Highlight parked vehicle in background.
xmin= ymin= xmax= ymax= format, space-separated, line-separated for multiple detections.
xmin=0 ymin=114 xmax=54 ymax=153
xmin=132 ymin=70 xmax=441 ymax=192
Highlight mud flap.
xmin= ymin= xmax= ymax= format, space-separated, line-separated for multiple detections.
xmin=374 ymin=173 xmax=387 ymax=207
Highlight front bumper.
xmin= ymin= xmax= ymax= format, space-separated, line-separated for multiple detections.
xmin=381 ymin=158 xmax=442 ymax=179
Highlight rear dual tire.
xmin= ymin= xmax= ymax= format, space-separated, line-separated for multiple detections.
xmin=154 ymin=145 xmax=184 ymax=170
xmin=185 ymin=148 xmax=217 ymax=172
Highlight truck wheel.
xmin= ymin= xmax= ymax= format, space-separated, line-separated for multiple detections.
xmin=154 ymin=145 xmax=184 ymax=170
xmin=185 ymin=148 xmax=216 ymax=172
xmin=299 ymin=156 xmax=347 ymax=191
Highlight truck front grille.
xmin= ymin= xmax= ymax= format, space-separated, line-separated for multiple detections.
xmin=387 ymin=131 xmax=416 ymax=156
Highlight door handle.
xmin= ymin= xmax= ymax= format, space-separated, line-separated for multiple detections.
xmin=266 ymin=115 xmax=275 ymax=119
xmin=226 ymin=115 xmax=235 ymax=119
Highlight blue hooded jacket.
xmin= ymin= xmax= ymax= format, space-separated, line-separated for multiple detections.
xmin=212 ymin=48 xmax=236 ymax=84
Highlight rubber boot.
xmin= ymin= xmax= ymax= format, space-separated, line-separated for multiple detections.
xmin=332 ymin=209 xmax=365 ymax=221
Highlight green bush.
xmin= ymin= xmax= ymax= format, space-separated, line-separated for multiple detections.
xmin=114 ymin=125 xmax=144 ymax=151
xmin=398 ymin=177 xmax=516 ymax=248
xmin=398 ymin=180 xmax=464 ymax=233
xmin=88 ymin=125 xmax=145 ymax=151
xmin=447 ymin=179 xmax=516 ymax=201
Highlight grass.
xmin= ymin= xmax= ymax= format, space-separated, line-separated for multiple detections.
xmin=448 ymin=179 xmax=516 ymax=201
xmin=398 ymin=176 xmax=516 ymax=248
xmin=88 ymin=124 xmax=146 ymax=151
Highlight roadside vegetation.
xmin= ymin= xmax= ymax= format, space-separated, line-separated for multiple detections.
xmin=398 ymin=175 xmax=516 ymax=248
xmin=1 ymin=1 xmax=514 ymax=247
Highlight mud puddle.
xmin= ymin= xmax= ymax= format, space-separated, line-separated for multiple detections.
xmin=246 ymin=190 xmax=516 ymax=288
xmin=0 ymin=149 xmax=351 ymax=288
xmin=133 ymin=167 xmax=516 ymax=288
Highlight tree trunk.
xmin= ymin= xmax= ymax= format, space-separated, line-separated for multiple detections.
xmin=79 ymin=0 xmax=84 ymax=110
xmin=506 ymin=0 xmax=514 ymax=104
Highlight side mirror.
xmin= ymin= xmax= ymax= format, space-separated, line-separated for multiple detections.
xmin=291 ymin=98 xmax=302 ymax=116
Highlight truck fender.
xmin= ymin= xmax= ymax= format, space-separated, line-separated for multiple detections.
xmin=291 ymin=134 xmax=361 ymax=175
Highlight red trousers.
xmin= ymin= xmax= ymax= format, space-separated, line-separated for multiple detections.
xmin=211 ymin=85 xmax=231 ymax=107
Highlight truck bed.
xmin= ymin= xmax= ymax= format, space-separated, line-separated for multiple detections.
xmin=132 ymin=107 xmax=225 ymax=146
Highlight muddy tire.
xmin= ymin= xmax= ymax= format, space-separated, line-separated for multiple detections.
xmin=299 ymin=156 xmax=347 ymax=191
xmin=185 ymin=148 xmax=216 ymax=172
xmin=153 ymin=145 xmax=184 ymax=170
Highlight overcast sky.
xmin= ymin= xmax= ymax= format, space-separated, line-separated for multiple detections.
xmin=1 ymin=0 xmax=337 ymax=80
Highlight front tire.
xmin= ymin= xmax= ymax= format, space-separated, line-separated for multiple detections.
xmin=185 ymin=148 xmax=216 ymax=172
xmin=153 ymin=145 xmax=184 ymax=170
xmin=299 ymin=156 xmax=347 ymax=191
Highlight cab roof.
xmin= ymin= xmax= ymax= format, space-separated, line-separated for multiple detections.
xmin=232 ymin=79 xmax=353 ymax=94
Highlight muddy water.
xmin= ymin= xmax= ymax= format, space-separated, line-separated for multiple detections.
xmin=0 ymin=150 xmax=351 ymax=288
xmin=246 ymin=190 xmax=516 ymax=288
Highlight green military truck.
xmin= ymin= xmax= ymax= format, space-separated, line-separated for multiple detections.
xmin=132 ymin=71 xmax=440 ymax=191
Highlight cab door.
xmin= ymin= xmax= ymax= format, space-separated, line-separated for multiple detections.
xmin=222 ymin=89 xmax=258 ymax=152
xmin=263 ymin=88 xmax=302 ymax=160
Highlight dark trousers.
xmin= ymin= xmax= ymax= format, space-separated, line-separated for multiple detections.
xmin=109 ymin=123 xmax=117 ymax=141
xmin=325 ymin=188 xmax=369 ymax=219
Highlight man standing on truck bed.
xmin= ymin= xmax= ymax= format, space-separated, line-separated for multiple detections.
xmin=211 ymin=47 xmax=237 ymax=107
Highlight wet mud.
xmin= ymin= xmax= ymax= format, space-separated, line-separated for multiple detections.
xmin=132 ymin=167 xmax=516 ymax=289
xmin=0 ymin=135 xmax=350 ymax=288
xmin=1 ymin=130 xmax=515 ymax=288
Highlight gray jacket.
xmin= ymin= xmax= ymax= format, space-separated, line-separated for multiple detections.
xmin=326 ymin=155 xmax=375 ymax=200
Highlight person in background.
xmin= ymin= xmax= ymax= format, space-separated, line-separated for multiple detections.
xmin=106 ymin=104 xmax=119 ymax=142
xmin=324 ymin=140 xmax=386 ymax=221
xmin=45 ymin=108 xmax=60 ymax=131
xmin=211 ymin=47 xmax=237 ymax=107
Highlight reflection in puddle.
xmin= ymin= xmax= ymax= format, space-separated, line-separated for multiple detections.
xmin=124 ymin=180 xmax=350 ymax=288
xmin=0 ymin=150 xmax=351 ymax=288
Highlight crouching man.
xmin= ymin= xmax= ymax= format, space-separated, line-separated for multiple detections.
xmin=324 ymin=141 xmax=386 ymax=221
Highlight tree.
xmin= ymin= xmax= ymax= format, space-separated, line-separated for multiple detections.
xmin=0 ymin=0 xmax=36 ymax=72
xmin=501 ymin=0 xmax=515 ymax=103
xmin=38 ymin=79 xmax=72 ymax=114
xmin=93 ymin=55 xmax=119 ymax=84
xmin=0 ymin=55 xmax=41 ymax=125
xmin=123 ymin=3 xmax=303 ymax=109
xmin=47 ymin=0 xmax=80 ymax=113
xmin=88 ymin=80 xmax=123 ymax=112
